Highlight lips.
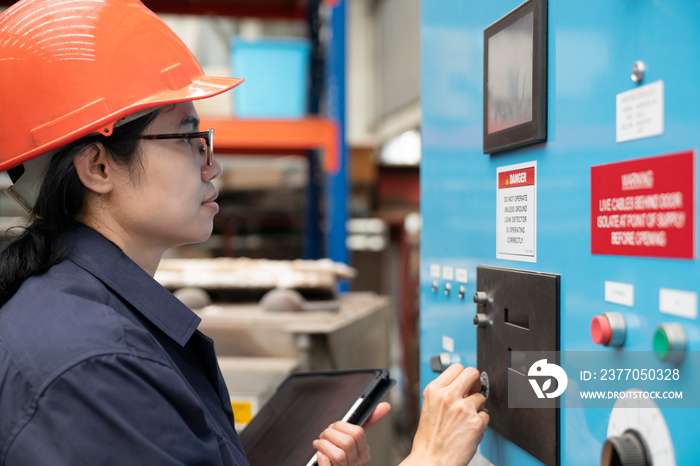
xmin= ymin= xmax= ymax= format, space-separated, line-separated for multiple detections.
xmin=203 ymin=190 xmax=219 ymax=204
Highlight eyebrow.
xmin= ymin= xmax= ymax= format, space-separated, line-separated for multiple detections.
xmin=180 ymin=115 xmax=200 ymax=131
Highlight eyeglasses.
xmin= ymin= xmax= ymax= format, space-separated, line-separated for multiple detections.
xmin=139 ymin=128 xmax=214 ymax=165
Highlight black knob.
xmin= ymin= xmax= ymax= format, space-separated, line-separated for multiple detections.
xmin=601 ymin=430 xmax=650 ymax=466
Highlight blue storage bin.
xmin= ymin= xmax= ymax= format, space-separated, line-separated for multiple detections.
xmin=230 ymin=36 xmax=311 ymax=118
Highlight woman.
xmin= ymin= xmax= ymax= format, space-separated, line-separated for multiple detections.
xmin=0 ymin=1 xmax=488 ymax=465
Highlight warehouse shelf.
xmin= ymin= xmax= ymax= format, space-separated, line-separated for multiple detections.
xmin=142 ymin=0 xmax=308 ymax=20
xmin=201 ymin=117 xmax=339 ymax=173
xmin=142 ymin=0 xmax=339 ymax=20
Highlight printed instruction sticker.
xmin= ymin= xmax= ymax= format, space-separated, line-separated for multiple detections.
xmin=616 ymin=80 xmax=664 ymax=143
xmin=605 ymin=281 xmax=634 ymax=307
xmin=497 ymin=161 xmax=537 ymax=262
xmin=442 ymin=266 xmax=454 ymax=280
xmin=455 ymin=268 xmax=468 ymax=283
xmin=442 ymin=335 xmax=455 ymax=353
xmin=659 ymin=288 xmax=698 ymax=320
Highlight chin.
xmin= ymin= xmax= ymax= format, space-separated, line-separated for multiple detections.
xmin=193 ymin=225 xmax=215 ymax=244
xmin=172 ymin=225 xmax=214 ymax=248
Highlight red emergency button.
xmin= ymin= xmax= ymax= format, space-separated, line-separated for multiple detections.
xmin=590 ymin=312 xmax=626 ymax=347
xmin=591 ymin=315 xmax=612 ymax=345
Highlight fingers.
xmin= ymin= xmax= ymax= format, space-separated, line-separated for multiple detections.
xmin=428 ymin=363 xmax=465 ymax=388
xmin=427 ymin=365 xmax=482 ymax=401
xmin=362 ymin=401 xmax=391 ymax=429
xmin=469 ymin=409 xmax=491 ymax=440
xmin=316 ymin=452 xmax=331 ymax=466
xmin=467 ymin=390 xmax=487 ymax=412
xmin=479 ymin=410 xmax=490 ymax=428
xmin=314 ymin=421 xmax=371 ymax=466
xmin=451 ymin=366 xmax=481 ymax=397
xmin=314 ymin=438 xmax=352 ymax=466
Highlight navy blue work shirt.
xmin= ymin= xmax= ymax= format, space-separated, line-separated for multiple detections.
xmin=0 ymin=225 xmax=250 ymax=465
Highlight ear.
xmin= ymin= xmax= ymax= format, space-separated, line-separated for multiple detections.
xmin=73 ymin=143 xmax=114 ymax=195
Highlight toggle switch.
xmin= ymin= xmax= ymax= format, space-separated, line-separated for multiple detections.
xmin=590 ymin=312 xmax=626 ymax=347
xmin=458 ymin=286 xmax=466 ymax=300
xmin=430 ymin=353 xmax=453 ymax=373
xmin=653 ymin=323 xmax=686 ymax=364
xmin=444 ymin=282 xmax=451 ymax=296
xmin=431 ymin=281 xmax=439 ymax=293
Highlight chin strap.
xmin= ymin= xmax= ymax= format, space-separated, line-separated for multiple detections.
xmin=3 ymin=165 xmax=32 ymax=213
xmin=2 ymin=154 xmax=53 ymax=214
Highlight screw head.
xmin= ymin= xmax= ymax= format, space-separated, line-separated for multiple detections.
xmin=631 ymin=61 xmax=646 ymax=84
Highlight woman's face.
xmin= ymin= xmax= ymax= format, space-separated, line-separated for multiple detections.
xmin=108 ymin=102 xmax=222 ymax=254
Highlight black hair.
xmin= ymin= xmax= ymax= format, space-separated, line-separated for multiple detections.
xmin=0 ymin=110 xmax=160 ymax=306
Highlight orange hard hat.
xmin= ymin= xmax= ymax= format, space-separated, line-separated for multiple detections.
xmin=0 ymin=0 xmax=243 ymax=173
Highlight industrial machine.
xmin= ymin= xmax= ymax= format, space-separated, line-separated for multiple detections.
xmin=420 ymin=1 xmax=699 ymax=465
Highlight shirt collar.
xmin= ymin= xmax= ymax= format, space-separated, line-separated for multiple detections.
xmin=55 ymin=224 xmax=201 ymax=346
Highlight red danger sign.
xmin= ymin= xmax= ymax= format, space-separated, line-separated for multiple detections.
xmin=591 ymin=151 xmax=695 ymax=259
xmin=499 ymin=167 xmax=535 ymax=189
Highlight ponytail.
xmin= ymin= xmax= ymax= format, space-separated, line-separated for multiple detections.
xmin=0 ymin=110 xmax=159 ymax=306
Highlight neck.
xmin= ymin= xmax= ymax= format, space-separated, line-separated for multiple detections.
xmin=75 ymin=215 xmax=164 ymax=277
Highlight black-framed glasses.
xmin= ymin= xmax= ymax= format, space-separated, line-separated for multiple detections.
xmin=139 ymin=128 xmax=214 ymax=165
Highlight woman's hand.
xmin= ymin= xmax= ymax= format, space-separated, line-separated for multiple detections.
xmin=400 ymin=364 xmax=489 ymax=466
xmin=312 ymin=402 xmax=391 ymax=466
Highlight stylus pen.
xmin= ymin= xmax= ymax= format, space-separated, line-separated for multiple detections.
xmin=304 ymin=396 xmax=365 ymax=466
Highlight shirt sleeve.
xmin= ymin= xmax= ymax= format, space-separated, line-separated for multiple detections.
xmin=4 ymin=352 xmax=237 ymax=466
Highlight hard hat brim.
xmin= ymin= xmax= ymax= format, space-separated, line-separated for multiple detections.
xmin=0 ymin=75 xmax=244 ymax=174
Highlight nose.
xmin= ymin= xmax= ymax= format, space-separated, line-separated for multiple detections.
xmin=202 ymin=157 xmax=222 ymax=182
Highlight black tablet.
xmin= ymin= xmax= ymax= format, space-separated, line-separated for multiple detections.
xmin=239 ymin=369 xmax=395 ymax=466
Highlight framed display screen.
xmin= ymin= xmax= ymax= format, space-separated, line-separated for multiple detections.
xmin=483 ymin=0 xmax=548 ymax=154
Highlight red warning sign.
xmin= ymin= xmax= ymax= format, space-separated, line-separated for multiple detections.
xmin=499 ymin=167 xmax=535 ymax=189
xmin=591 ymin=151 xmax=694 ymax=259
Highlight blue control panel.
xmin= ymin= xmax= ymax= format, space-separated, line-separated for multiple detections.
xmin=420 ymin=1 xmax=700 ymax=465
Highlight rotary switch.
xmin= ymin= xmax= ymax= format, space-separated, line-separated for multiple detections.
xmin=590 ymin=312 xmax=626 ymax=347
xmin=604 ymin=388 xmax=676 ymax=465
xmin=601 ymin=430 xmax=651 ymax=466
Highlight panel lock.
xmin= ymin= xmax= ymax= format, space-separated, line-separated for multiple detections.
xmin=475 ymin=265 xmax=560 ymax=466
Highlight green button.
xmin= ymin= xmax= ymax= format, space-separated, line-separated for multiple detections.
xmin=653 ymin=327 xmax=670 ymax=361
